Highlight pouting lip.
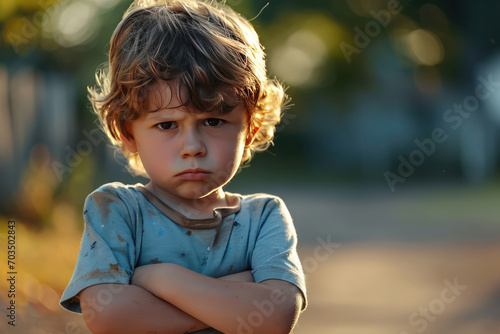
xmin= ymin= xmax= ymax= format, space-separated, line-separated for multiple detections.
xmin=176 ymin=168 xmax=211 ymax=176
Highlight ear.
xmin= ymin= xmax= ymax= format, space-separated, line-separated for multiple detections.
xmin=245 ymin=123 xmax=260 ymax=146
xmin=120 ymin=122 xmax=138 ymax=153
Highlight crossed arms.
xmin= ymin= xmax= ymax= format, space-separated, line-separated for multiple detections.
xmin=80 ymin=263 xmax=303 ymax=334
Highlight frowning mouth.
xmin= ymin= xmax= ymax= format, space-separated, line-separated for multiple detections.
xmin=176 ymin=168 xmax=211 ymax=180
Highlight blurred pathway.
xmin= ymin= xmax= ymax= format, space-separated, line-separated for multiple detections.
xmin=295 ymin=242 xmax=500 ymax=334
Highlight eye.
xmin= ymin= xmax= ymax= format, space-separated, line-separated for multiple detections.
xmin=156 ymin=122 xmax=177 ymax=130
xmin=204 ymin=118 xmax=225 ymax=127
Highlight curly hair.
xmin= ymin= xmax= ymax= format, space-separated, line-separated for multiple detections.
xmin=89 ymin=0 xmax=288 ymax=177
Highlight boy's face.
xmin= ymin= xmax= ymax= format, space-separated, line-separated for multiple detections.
xmin=122 ymin=81 xmax=250 ymax=206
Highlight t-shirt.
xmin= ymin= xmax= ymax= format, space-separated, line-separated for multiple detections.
xmin=59 ymin=182 xmax=307 ymax=332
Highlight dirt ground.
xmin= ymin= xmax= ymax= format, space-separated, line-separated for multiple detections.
xmin=1 ymin=241 xmax=500 ymax=334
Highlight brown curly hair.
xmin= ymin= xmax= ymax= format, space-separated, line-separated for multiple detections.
xmin=89 ymin=0 xmax=288 ymax=177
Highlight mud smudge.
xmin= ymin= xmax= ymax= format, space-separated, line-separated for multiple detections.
xmin=116 ymin=233 xmax=126 ymax=243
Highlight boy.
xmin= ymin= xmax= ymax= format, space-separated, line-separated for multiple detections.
xmin=59 ymin=0 xmax=307 ymax=333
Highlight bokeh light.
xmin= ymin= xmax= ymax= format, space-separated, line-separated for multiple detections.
xmin=52 ymin=0 xmax=99 ymax=48
xmin=405 ymin=29 xmax=445 ymax=66
xmin=0 ymin=0 xmax=18 ymax=22
xmin=270 ymin=29 xmax=327 ymax=87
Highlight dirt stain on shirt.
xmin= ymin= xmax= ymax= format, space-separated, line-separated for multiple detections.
xmin=90 ymin=191 xmax=118 ymax=220
xmin=147 ymin=207 xmax=158 ymax=217
xmin=116 ymin=233 xmax=126 ymax=243
xmin=75 ymin=267 xmax=125 ymax=282
xmin=109 ymin=263 xmax=120 ymax=273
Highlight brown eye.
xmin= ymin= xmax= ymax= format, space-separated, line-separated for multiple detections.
xmin=204 ymin=118 xmax=225 ymax=127
xmin=156 ymin=122 xmax=177 ymax=130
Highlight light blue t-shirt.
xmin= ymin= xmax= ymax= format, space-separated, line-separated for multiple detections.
xmin=60 ymin=182 xmax=307 ymax=332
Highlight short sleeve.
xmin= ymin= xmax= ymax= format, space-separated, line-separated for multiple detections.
xmin=250 ymin=197 xmax=308 ymax=310
xmin=60 ymin=184 xmax=141 ymax=313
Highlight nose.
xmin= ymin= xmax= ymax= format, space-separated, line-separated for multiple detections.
xmin=180 ymin=127 xmax=206 ymax=158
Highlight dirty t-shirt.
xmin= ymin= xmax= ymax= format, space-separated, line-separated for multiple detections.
xmin=60 ymin=182 xmax=307 ymax=332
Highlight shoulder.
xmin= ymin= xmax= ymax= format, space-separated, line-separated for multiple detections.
xmin=228 ymin=192 xmax=291 ymax=221
xmin=231 ymin=192 xmax=285 ymax=207
xmin=84 ymin=182 xmax=145 ymax=218
xmin=89 ymin=182 xmax=141 ymax=197
xmin=87 ymin=182 xmax=143 ymax=203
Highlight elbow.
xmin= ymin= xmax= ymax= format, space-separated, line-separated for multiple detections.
xmin=81 ymin=303 xmax=117 ymax=334
xmin=81 ymin=304 xmax=105 ymax=334
xmin=270 ymin=292 xmax=304 ymax=334
xmin=252 ymin=304 xmax=301 ymax=334
xmin=274 ymin=307 xmax=301 ymax=334
xmin=252 ymin=282 xmax=304 ymax=334
xmin=235 ymin=306 xmax=298 ymax=334
xmin=80 ymin=289 xmax=123 ymax=334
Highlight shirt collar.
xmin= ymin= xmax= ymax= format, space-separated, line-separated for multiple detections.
xmin=135 ymin=185 xmax=241 ymax=229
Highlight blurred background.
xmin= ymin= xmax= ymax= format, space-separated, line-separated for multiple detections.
xmin=1 ymin=0 xmax=500 ymax=333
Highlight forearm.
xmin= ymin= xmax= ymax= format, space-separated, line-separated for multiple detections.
xmin=134 ymin=264 xmax=299 ymax=334
xmin=218 ymin=269 xmax=254 ymax=282
xmin=80 ymin=283 xmax=209 ymax=334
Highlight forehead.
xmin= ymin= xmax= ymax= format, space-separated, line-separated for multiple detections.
xmin=147 ymin=80 xmax=187 ymax=112
xmin=146 ymin=80 xmax=242 ymax=114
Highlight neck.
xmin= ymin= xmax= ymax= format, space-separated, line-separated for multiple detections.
xmin=145 ymin=183 xmax=227 ymax=219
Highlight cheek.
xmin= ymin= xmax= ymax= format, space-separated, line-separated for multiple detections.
xmin=208 ymin=133 xmax=244 ymax=174
xmin=216 ymin=131 xmax=246 ymax=158
xmin=137 ymin=139 xmax=174 ymax=168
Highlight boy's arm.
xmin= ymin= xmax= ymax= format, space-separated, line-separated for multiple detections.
xmin=80 ymin=283 xmax=209 ymax=334
xmin=79 ymin=270 xmax=254 ymax=334
xmin=132 ymin=263 xmax=303 ymax=334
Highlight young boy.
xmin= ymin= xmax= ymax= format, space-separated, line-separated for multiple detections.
xmin=59 ymin=0 xmax=307 ymax=333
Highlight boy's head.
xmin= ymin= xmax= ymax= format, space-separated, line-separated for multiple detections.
xmin=90 ymin=0 xmax=287 ymax=178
